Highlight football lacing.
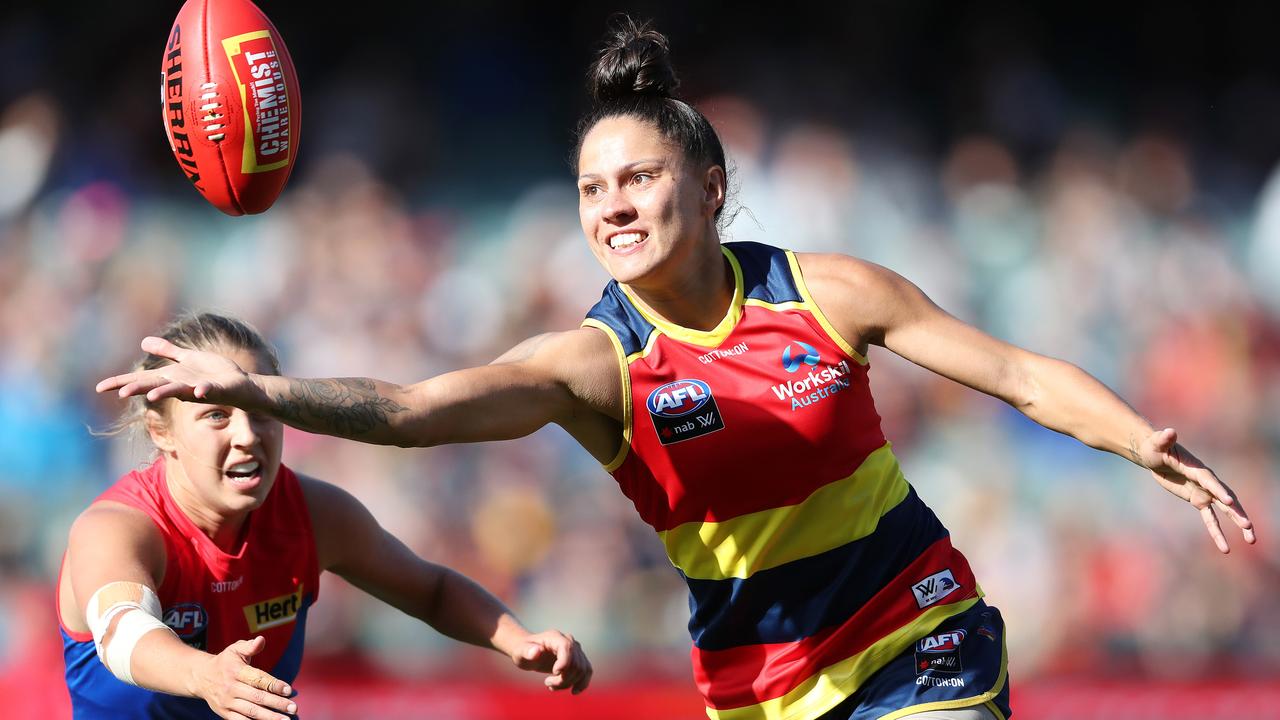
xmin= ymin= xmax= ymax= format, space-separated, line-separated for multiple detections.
xmin=199 ymin=81 xmax=226 ymax=142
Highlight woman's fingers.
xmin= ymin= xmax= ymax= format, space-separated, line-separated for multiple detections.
xmin=1200 ymin=505 xmax=1230 ymax=554
xmin=140 ymin=336 xmax=189 ymax=361
xmin=1214 ymin=498 xmax=1256 ymax=543
xmin=227 ymin=694 xmax=294 ymax=720
xmin=235 ymin=664 xmax=291 ymax=698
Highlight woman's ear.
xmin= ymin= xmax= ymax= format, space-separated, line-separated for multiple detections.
xmin=145 ymin=407 xmax=176 ymax=454
xmin=704 ymin=165 xmax=727 ymax=217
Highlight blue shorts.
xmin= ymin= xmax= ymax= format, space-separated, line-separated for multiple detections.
xmin=818 ymin=600 xmax=1012 ymax=720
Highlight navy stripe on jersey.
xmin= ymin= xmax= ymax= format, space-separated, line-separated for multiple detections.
xmin=268 ymin=598 xmax=311 ymax=682
xmin=684 ymin=486 xmax=948 ymax=651
xmin=726 ymin=241 xmax=804 ymax=304
xmin=585 ymin=282 xmax=656 ymax=357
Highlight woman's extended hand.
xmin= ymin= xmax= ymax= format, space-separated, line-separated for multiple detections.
xmin=1138 ymin=427 xmax=1256 ymax=553
xmin=96 ymin=337 xmax=261 ymax=406
xmin=194 ymin=636 xmax=297 ymax=720
xmin=508 ymin=630 xmax=593 ymax=695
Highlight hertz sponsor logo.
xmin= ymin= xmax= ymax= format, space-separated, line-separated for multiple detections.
xmin=243 ymin=585 xmax=303 ymax=633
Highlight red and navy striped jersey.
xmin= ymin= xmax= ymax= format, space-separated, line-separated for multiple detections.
xmin=583 ymin=241 xmax=983 ymax=719
xmin=58 ymin=460 xmax=319 ymax=719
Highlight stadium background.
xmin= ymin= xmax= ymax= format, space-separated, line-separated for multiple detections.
xmin=1 ymin=1 xmax=1279 ymax=717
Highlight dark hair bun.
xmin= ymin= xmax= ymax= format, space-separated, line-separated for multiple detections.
xmin=588 ymin=15 xmax=679 ymax=103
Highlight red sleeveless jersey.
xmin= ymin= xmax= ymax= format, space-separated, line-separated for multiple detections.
xmin=59 ymin=459 xmax=319 ymax=719
xmin=583 ymin=242 xmax=982 ymax=720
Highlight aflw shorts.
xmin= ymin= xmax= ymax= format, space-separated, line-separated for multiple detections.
xmin=818 ymin=600 xmax=1012 ymax=720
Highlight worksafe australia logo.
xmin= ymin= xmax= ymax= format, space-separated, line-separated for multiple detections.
xmin=781 ymin=341 xmax=821 ymax=373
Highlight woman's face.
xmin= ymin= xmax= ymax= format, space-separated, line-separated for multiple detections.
xmin=577 ymin=115 xmax=722 ymax=287
xmin=150 ymin=347 xmax=284 ymax=519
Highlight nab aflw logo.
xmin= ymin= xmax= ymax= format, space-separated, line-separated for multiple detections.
xmin=646 ymin=379 xmax=725 ymax=445
xmin=911 ymin=569 xmax=960 ymax=609
xmin=915 ymin=629 xmax=965 ymax=675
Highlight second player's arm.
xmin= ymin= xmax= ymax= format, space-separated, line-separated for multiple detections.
xmin=302 ymin=477 xmax=592 ymax=692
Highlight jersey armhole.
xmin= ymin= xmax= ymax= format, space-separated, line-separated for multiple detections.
xmin=56 ymin=552 xmax=93 ymax=642
xmin=785 ymin=250 xmax=869 ymax=366
xmin=580 ymin=319 xmax=632 ymax=471
xmin=284 ymin=467 xmax=322 ymax=606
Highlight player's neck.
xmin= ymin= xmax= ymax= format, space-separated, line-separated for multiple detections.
xmin=164 ymin=461 xmax=252 ymax=553
xmin=625 ymin=244 xmax=734 ymax=332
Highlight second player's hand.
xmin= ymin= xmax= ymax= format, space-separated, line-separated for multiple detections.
xmin=1139 ymin=427 xmax=1256 ymax=553
xmin=510 ymin=630 xmax=593 ymax=694
xmin=95 ymin=337 xmax=259 ymax=406
xmin=194 ymin=636 xmax=297 ymax=720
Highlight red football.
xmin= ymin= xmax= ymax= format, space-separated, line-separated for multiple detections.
xmin=160 ymin=0 xmax=300 ymax=216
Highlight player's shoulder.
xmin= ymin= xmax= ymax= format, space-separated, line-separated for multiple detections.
xmin=794 ymin=251 xmax=898 ymax=292
xmin=296 ymin=473 xmax=377 ymax=534
xmin=794 ymin=252 xmax=916 ymax=345
xmin=295 ymin=474 xmax=383 ymax=572
xmin=67 ymin=500 xmax=167 ymax=569
xmin=297 ymin=474 xmax=359 ymax=514
xmin=71 ymin=501 xmax=160 ymax=541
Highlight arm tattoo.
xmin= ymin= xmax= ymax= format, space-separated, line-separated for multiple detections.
xmin=274 ymin=378 xmax=408 ymax=438
xmin=1127 ymin=432 xmax=1145 ymax=467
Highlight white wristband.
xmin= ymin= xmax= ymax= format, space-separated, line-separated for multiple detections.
xmin=85 ymin=582 xmax=174 ymax=686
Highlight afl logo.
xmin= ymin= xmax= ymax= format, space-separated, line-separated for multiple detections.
xmin=646 ymin=379 xmax=713 ymax=418
xmin=163 ymin=602 xmax=209 ymax=650
xmin=917 ymin=629 xmax=966 ymax=653
xmin=781 ymin=341 xmax=821 ymax=373
xmin=915 ymin=628 xmax=965 ymax=675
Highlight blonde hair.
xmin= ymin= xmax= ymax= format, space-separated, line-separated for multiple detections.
xmin=98 ymin=312 xmax=281 ymax=446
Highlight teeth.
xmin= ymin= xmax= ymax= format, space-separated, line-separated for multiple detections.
xmin=227 ymin=461 xmax=260 ymax=475
xmin=609 ymin=232 xmax=644 ymax=249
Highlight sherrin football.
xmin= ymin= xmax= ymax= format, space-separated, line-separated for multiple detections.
xmin=161 ymin=0 xmax=300 ymax=215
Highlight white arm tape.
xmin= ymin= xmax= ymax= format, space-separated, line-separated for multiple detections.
xmin=85 ymin=582 xmax=174 ymax=686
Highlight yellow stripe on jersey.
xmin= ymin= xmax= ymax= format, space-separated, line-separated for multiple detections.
xmin=625 ymin=326 xmax=661 ymax=364
xmin=659 ymin=444 xmax=908 ymax=581
xmin=705 ymin=597 xmax=983 ymax=720
xmin=620 ymin=246 xmax=746 ymax=348
xmin=784 ymin=250 xmax=868 ymax=366
xmin=581 ymin=319 xmax=634 ymax=472
xmin=743 ymin=298 xmax=809 ymax=312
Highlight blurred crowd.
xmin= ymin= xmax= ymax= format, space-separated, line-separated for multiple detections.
xmin=2 ymin=5 xmax=1280 ymax=695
